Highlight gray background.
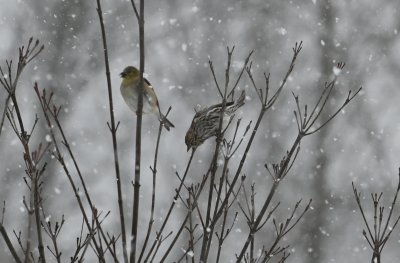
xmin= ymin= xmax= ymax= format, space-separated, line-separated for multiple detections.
xmin=1 ymin=0 xmax=400 ymax=262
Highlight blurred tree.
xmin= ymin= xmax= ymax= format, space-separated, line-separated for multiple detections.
xmin=29 ymin=0 xmax=91 ymax=207
xmin=305 ymin=1 xmax=337 ymax=261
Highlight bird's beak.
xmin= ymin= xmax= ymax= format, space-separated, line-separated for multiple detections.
xmin=186 ymin=145 xmax=190 ymax=152
xmin=120 ymin=72 xmax=126 ymax=78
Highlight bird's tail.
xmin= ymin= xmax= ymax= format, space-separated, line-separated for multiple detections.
xmin=226 ymin=90 xmax=246 ymax=114
xmin=235 ymin=90 xmax=246 ymax=108
xmin=160 ymin=114 xmax=175 ymax=131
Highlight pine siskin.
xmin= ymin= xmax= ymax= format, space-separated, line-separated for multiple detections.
xmin=185 ymin=91 xmax=245 ymax=151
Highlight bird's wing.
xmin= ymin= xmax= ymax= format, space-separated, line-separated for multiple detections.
xmin=197 ymin=101 xmax=235 ymax=116
xmin=144 ymin=78 xmax=160 ymax=109
xmin=200 ymin=91 xmax=245 ymax=116
xmin=144 ymin=78 xmax=152 ymax=87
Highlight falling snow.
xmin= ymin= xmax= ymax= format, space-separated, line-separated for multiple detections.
xmin=276 ymin=27 xmax=287 ymax=35
xmin=1 ymin=1 xmax=400 ymax=262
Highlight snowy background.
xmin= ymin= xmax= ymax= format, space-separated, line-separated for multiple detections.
xmin=1 ymin=0 xmax=400 ymax=262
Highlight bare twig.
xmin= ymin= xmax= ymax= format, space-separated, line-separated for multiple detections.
xmin=130 ymin=0 xmax=145 ymax=261
xmin=144 ymin=150 xmax=196 ymax=262
xmin=138 ymin=108 xmax=171 ymax=263
xmin=209 ymin=60 xmax=223 ymax=98
xmin=34 ymin=84 xmax=105 ymax=262
xmin=236 ymin=50 xmax=360 ymax=262
xmin=41 ymin=211 xmax=64 ymax=263
xmin=176 ymin=234 xmax=203 ymax=263
xmin=227 ymin=50 xmax=254 ymax=99
xmin=0 ymin=95 xmax=11 ymax=136
xmin=130 ymin=0 xmax=140 ymax=21
xmin=199 ymin=46 xmax=235 ymax=262
xmin=0 ymin=37 xmax=44 ymax=136
xmin=95 ymin=1 xmax=127 ymax=262
xmin=353 ymin=169 xmax=400 ymax=263
xmin=0 ymin=38 xmax=45 ymax=263
xmin=160 ymin=213 xmax=190 ymax=262
xmin=0 ymin=222 xmax=22 ymax=263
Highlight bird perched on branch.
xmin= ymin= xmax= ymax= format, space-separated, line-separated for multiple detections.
xmin=185 ymin=91 xmax=246 ymax=151
xmin=120 ymin=66 xmax=174 ymax=130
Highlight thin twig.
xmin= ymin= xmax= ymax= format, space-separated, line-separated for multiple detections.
xmin=34 ymin=84 xmax=105 ymax=262
xmin=144 ymin=150 xmax=196 ymax=262
xmin=0 ymin=222 xmax=22 ymax=263
xmin=95 ymin=1 xmax=128 ymax=262
xmin=0 ymin=95 xmax=11 ymax=136
xmin=138 ymin=110 xmax=168 ymax=262
xmin=130 ymin=0 xmax=145 ymax=261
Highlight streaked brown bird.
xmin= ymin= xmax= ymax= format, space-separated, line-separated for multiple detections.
xmin=185 ymin=91 xmax=246 ymax=151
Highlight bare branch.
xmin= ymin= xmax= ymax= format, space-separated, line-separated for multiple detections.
xmin=0 ymin=222 xmax=22 ymax=263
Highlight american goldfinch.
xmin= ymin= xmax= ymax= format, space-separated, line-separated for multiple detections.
xmin=185 ymin=91 xmax=245 ymax=151
xmin=120 ymin=66 xmax=174 ymax=130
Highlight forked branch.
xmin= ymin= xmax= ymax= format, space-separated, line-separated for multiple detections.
xmin=353 ymin=169 xmax=400 ymax=263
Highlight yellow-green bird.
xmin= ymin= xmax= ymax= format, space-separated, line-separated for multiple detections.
xmin=120 ymin=66 xmax=174 ymax=130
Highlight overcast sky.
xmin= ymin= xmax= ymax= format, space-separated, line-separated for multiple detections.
xmin=1 ymin=0 xmax=400 ymax=262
